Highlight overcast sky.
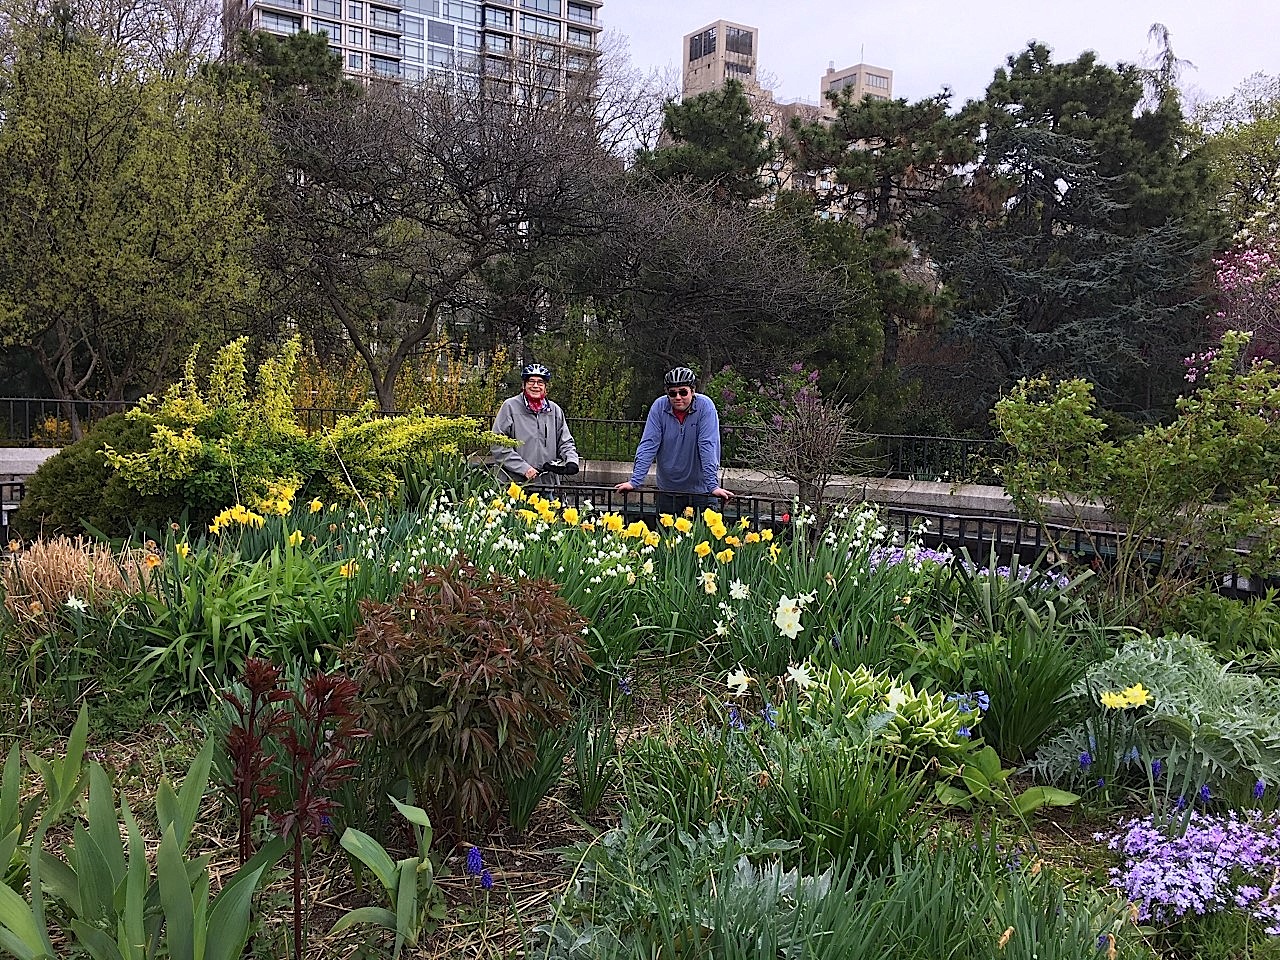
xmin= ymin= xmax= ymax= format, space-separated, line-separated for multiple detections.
xmin=603 ymin=1 xmax=1277 ymax=110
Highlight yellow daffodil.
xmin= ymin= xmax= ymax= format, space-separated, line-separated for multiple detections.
xmin=702 ymin=507 xmax=723 ymax=527
xmin=768 ymin=542 xmax=781 ymax=563
xmin=287 ymin=530 xmax=304 ymax=548
xmin=715 ymin=548 xmax=735 ymax=564
xmin=624 ymin=520 xmax=649 ymax=539
xmin=738 ymin=517 xmax=750 ymax=529
xmin=601 ymin=513 xmax=624 ymax=533
xmin=725 ymin=535 xmax=742 ymax=547
xmin=176 ymin=542 xmax=190 ymax=559
xmin=745 ymin=531 xmax=761 ymax=544
xmin=710 ymin=522 xmax=728 ymax=540
xmin=507 ymin=482 xmax=524 ymax=501
xmin=683 ymin=506 xmax=695 ymax=518
xmin=643 ymin=531 xmax=660 ymax=547
xmin=581 ymin=521 xmax=596 ymax=532
xmin=760 ymin=528 xmax=774 ymax=541
xmin=143 ymin=554 xmax=162 ymax=571
xmin=1121 ymin=683 xmax=1152 ymax=707
xmin=561 ymin=506 xmax=580 ymax=526
xmin=340 ymin=561 xmax=360 ymax=578
xmin=694 ymin=540 xmax=712 ymax=558
xmin=309 ymin=498 xmax=323 ymax=513
xmin=674 ymin=517 xmax=693 ymax=534
xmin=659 ymin=513 xmax=675 ymax=527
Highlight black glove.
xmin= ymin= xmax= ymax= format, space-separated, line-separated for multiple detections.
xmin=541 ymin=460 xmax=580 ymax=476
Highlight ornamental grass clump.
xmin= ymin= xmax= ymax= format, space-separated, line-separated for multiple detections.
xmin=1108 ymin=810 xmax=1280 ymax=936
xmin=349 ymin=557 xmax=591 ymax=844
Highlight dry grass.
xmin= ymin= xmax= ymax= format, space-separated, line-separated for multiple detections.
xmin=2 ymin=536 xmax=153 ymax=643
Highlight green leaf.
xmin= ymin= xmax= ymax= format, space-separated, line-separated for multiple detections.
xmin=328 ymin=906 xmax=397 ymax=936
xmin=339 ymin=829 xmax=398 ymax=893
xmin=0 ymin=883 xmax=48 ymax=959
xmin=1011 ymin=786 xmax=1080 ymax=816
xmin=393 ymin=859 xmax=419 ymax=957
xmin=69 ymin=920 xmax=126 ymax=960
xmin=156 ymin=827 xmax=195 ymax=960
xmin=85 ymin=764 xmax=126 ymax=886
xmin=203 ymin=859 xmax=271 ymax=960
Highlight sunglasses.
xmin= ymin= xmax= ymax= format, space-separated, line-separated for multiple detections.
xmin=666 ymin=387 xmax=692 ymax=398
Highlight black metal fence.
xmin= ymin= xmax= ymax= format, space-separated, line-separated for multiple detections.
xmin=1 ymin=481 xmax=24 ymax=543
xmin=2 ymin=397 xmax=1008 ymax=482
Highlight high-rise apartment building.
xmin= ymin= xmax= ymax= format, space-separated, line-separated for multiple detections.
xmin=242 ymin=0 xmax=602 ymax=89
xmin=820 ymin=62 xmax=893 ymax=116
xmin=681 ymin=19 xmax=758 ymax=98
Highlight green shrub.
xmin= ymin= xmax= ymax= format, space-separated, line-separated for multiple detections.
xmin=11 ymin=413 xmax=192 ymax=538
xmin=1029 ymin=633 xmax=1280 ymax=804
xmin=1165 ymin=588 xmax=1280 ymax=667
xmin=348 ymin=558 xmax=592 ymax=843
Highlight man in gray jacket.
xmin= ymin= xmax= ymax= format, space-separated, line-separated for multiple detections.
xmin=491 ymin=363 xmax=580 ymax=488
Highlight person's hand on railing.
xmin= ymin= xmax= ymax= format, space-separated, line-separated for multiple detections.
xmin=712 ymin=487 xmax=734 ymax=501
xmin=614 ymin=481 xmax=635 ymax=492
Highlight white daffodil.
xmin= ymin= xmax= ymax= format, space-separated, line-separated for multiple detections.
xmin=774 ymin=606 xmax=803 ymax=640
xmin=700 ymin=571 xmax=718 ymax=595
xmin=729 ymin=579 xmax=750 ymax=600
xmin=786 ymin=662 xmax=815 ymax=689
xmin=726 ymin=667 xmax=753 ymax=697
xmin=714 ymin=620 xmax=729 ymax=637
xmin=64 ymin=594 xmax=89 ymax=613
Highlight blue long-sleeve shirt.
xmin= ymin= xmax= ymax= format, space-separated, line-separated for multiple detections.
xmin=628 ymin=393 xmax=722 ymax=493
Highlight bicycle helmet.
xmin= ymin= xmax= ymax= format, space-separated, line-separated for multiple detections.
xmin=664 ymin=366 xmax=696 ymax=387
xmin=521 ymin=362 xmax=552 ymax=382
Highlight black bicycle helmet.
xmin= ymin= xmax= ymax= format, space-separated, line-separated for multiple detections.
xmin=664 ymin=366 xmax=696 ymax=386
xmin=521 ymin=362 xmax=552 ymax=382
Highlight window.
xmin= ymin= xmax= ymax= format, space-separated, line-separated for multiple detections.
xmin=484 ymin=31 xmax=511 ymax=51
xmin=370 ymin=55 xmax=400 ymax=75
xmin=348 ymin=27 xmax=363 ymax=44
xmin=688 ymin=27 xmax=715 ymax=61
xmin=520 ymin=13 xmax=557 ymax=37
xmin=427 ymin=19 xmax=453 ymax=42
xmin=348 ymin=51 xmax=363 ymax=69
xmin=403 ymin=63 xmax=424 ymax=79
xmin=311 ymin=18 xmax=340 ymax=40
xmin=566 ymin=1 xmax=592 ymax=23
xmin=520 ymin=0 xmax=557 ymax=12
xmin=427 ymin=44 xmax=453 ymax=66
xmin=259 ymin=10 xmax=302 ymax=32
xmin=458 ymin=28 xmax=480 ymax=48
xmin=311 ymin=0 xmax=339 ymax=13
xmin=724 ymin=26 xmax=752 ymax=56
xmin=403 ymin=40 xmax=424 ymax=60
xmin=458 ymin=52 xmax=480 ymax=72
xmin=725 ymin=62 xmax=752 ymax=76
xmin=485 ymin=6 xmax=512 ymax=28
xmin=566 ymin=25 xmax=591 ymax=46
xmin=400 ymin=0 xmax=438 ymax=11
xmin=443 ymin=0 xmax=481 ymax=24
xmin=347 ymin=1 xmax=362 ymax=18
xmin=371 ymin=32 xmax=400 ymax=53
xmin=866 ymin=73 xmax=890 ymax=90
xmin=566 ymin=53 xmax=589 ymax=71
xmin=370 ymin=7 xmax=400 ymax=29
xmin=402 ymin=16 xmax=423 ymax=36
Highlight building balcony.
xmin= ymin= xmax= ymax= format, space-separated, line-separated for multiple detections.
xmin=251 ymin=0 xmax=305 ymax=11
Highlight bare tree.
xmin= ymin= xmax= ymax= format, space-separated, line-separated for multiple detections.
xmin=261 ymin=76 xmax=617 ymax=410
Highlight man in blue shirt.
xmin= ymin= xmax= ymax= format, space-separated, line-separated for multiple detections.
xmin=615 ymin=366 xmax=734 ymax=512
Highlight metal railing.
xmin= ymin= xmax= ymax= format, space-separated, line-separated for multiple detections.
xmin=1 ymin=481 xmax=24 ymax=543
xmin=1 ymin=398 xmax=1009 ymax=481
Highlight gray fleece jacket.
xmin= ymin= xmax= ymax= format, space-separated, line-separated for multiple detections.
xmin=490 ymin=395 xmax=580 ymax=487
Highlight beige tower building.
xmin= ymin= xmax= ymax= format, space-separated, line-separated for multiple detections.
xmin=681 ymin=19 xmax=759 ymax=98
xmin=820 ymin=62 xmax=894 ymax=116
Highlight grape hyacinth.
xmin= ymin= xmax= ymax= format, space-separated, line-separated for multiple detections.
xmin=466 ymin=846 xmax=483 ymax=876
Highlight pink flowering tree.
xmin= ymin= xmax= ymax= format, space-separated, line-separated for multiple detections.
xmin=1207 ymin=224 xmax=1280 ymax=365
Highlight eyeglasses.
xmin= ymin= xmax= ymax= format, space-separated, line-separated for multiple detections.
xmin=666 ymin=388 xmax=691 ymax=398
xmin=525 ymin=378 xmax=547 ymax=386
